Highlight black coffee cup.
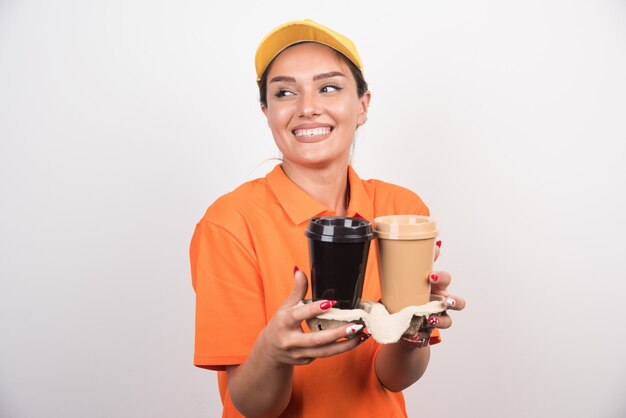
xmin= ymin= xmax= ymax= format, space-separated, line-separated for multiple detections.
xmin=305 ymin=216 xmax=374 ymax=309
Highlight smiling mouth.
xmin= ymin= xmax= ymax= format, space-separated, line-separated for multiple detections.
xmin=292 ymin=127 xmax=332 ymax=138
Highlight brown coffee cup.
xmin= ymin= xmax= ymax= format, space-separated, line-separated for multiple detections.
xmin=373 ymin=215 xmax=439 ymax=313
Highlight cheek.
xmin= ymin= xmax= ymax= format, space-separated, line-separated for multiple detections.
xmin=267 ymin=106 xmax=292 ymax=132
xmin=329 ymin=101 xmax=360 ymax=124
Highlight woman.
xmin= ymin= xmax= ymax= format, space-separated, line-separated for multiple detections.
xmin=190 ymin=20 xmax=465 ymax=418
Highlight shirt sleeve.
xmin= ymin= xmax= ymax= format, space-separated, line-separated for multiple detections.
xmin=190 ymin=220 xmax=267 ymax=370
xmin=429 ymin=328 xmax=442 ymax=345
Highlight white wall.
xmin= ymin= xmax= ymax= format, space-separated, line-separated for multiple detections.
xmin=1 ymin=1 xmax=625 ymax=417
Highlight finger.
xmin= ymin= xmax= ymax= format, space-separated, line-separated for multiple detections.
xmin=425 ymin=315 xmax=442 ymax=328
xmin=290 ymin=297 xmax=338 ymax=323
xmin=444 ymin=294 xmax=466 ymax=311
xmin=298 ymin=323 xmax=364 ymax=348
xmin=293 ymin=332 xmax=368 ymax=361
xmin=434 ymin=240 xmax=441 ymax=261
xmin=425 ymin=313 xmax=452 ymax=329
xmin=283 ymin=327 xmax=369 ymax=364
xmin=401 ymin=329 xmax=431 ymax=348
xmin=294 ymin=357 xmax=315 ymax=366
xmin=429 ymin=270 xmax=451 ymax=294
xmin=280 ymin=267 xmax=309 ymax=309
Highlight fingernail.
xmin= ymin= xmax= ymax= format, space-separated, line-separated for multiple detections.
xmin=357 ymin=333 xmax=371 ymax=344
xmin=320 ymin=300 xmax=332 ymax=310
xmin=430 ymin=273 xmax=438 ymax=282
xmin=428 ymin=316 xmax=439 ymax=326
xmin=346 ymin=324 xmax=364 ymax=335
xmin=445 ymin=297 xmax=456 ymax=308
xmin=436 ymin=240 xmax=442 ymax=248
xmin=293 ymin=266 xmax=299 ymax=274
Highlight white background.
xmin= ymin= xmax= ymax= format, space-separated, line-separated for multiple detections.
xmin=1 ymin=1 xmax=625 ymax=417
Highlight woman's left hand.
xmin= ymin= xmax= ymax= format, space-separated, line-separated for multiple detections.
xmin=428 ymin=243 xmax=466 ymax=331
xmin=401 ymin=243 xmax=466 ymax=348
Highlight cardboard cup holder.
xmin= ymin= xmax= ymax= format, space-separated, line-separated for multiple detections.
xmin=301 ymin=294 xmax=447 ymax=344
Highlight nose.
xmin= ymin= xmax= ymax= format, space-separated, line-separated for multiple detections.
xmin=297 ymin=89 xmax=321 ymax=118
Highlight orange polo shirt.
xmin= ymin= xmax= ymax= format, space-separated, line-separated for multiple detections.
xmin=190 ymin=164 xmax=440 ymax=418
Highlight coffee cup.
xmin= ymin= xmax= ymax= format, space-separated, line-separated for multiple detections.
xmin=305 ymin=216 xmax=374 ymax=309
xmin=373 ymin=215 xmax=439 ymax=313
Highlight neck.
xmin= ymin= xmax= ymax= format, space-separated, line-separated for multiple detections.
xmin=281 ymin=159 xmax=350 ymax=216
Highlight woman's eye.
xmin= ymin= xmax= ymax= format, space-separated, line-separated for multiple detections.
xmin=274 ymin=89 xmax=295 ymax=98
xmin=320 ymin=84 xmax=341 ymax=93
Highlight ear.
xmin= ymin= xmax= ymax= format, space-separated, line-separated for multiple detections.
xmin=261 ymin=104 xmax=270 ymax=127
xmin=357 ymin=90 xmax=371 ymax=126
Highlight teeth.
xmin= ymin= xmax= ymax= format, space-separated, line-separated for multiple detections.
xmin=294 ymin=127 xmax=331 ymax=137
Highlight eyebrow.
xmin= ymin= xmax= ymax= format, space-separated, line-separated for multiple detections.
xmin=313 ymin=71 xmax=345 ymax=81
xmin=269 ymin=75 xmax=296 ymax=83
xmin=269 ymin=71 xmax=346 ymax=84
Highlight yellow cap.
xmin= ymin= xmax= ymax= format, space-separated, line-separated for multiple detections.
xmin=255 ymin=19 xmax=364 ymax=83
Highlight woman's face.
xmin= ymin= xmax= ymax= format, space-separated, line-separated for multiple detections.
xmin=262 ymin=42 xmax=370 ymax=169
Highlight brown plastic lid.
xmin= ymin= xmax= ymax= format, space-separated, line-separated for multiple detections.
xmin=373 ymin=215 xmax=438 ymax=240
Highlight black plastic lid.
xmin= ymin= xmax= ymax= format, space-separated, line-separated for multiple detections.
xmin=305 ymin=216 xmax=374 ymax=243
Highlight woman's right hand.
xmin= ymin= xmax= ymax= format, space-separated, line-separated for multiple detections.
xmin=256 ymin=267 xmax=368 ymax=366
xmin=225 ymin=268 xmax=368 ymax=417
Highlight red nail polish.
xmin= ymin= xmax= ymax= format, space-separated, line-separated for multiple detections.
xmin=436 ymin=240 xmax=442 ymax=248
xmin=330 ymin=300 xmax=337 ymax=307
xmin=430 ymin=273 xmax=438 ymax=282
xmin=428 ymin=317 xmax=439 ymax=326
xmin=320 ymin=301 xmax=332 ymax=310
xmin=293 ymin=266 xmax=299 ymax=274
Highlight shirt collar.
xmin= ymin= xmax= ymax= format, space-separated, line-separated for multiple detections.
xmin=265 ymin=164 xmax=374 ymax=226
xmin=346 ymin=165 xmax=374 ymax=221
